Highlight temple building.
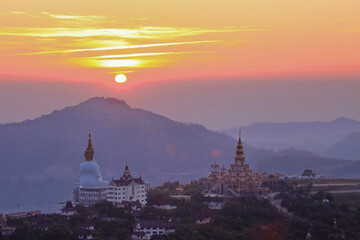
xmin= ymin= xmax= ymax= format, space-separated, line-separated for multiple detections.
xmin=107 ymin=163 xmax=147 ymax=205
xmin=200 ymin=131 xmax=268 ymax=197
xmin=73 ymin=130 xmax=109 ymax=206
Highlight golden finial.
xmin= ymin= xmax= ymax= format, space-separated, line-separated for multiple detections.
xmin=84 ymin=129 xmax=95 ymax=161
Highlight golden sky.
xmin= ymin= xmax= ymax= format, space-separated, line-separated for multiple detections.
xmin=1 ymin=0 xmax=360 ymax=86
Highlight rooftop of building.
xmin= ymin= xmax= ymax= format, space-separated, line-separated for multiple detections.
xmin=110 ymin=163 xmax=145 ymax=186
xmin=134 ymin=219 xmax=174 ymax=228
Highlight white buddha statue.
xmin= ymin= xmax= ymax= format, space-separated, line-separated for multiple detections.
xmin=79 ymin=130 xmax=108 ymax=188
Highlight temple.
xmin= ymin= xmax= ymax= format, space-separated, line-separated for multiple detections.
xmin=73 ymin=130 xmax=109 ymax=206
xmin=73 ymin=130 xmax=149 ymax=206
xmin=200 ymin=131 xmax=268 ymax=197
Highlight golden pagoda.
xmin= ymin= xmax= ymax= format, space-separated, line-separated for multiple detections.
xmin=200 ymin=131 xmax=268 ymax=197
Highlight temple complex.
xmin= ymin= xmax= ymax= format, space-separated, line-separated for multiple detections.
xmin=200 ymin=131 xmax=268 ymax=197
xmin=73 ymin=130 xmax=148 ymax=206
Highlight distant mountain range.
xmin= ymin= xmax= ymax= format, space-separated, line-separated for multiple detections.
xmin=324 ymin=131 xmax=360 ymax=160
xmin=253 ymin=154 xmax=360 ymax=178
xmin=221 ymin=117 xmax=360 ymax=160
xmin=1 ymin=97 xmax=360 ymax=213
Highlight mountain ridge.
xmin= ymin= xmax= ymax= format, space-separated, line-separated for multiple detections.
xmin=221 ymin=117 xmax=360 ymax=159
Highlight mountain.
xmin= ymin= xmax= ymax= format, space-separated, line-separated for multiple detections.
xmin=221 ymin=117 xmax=360 ymax=156
xmin=253 ymin=155 xmax=360 ymax=178
xmin=0 ymin=97 xmax=256 ymax=212
xmin=323 ymin=132 xmax=360 ymax=160
xmin=250 ymin=148 xmax=360 ymax=178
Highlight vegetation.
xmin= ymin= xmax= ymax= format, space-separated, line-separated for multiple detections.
xmin=4 ymin=201 xmax=133 ymax=240
xmin=147 ymin=181 xmax=286 ymax=240
xmin=276 ymin=182 xmax=360 ymax=239
xmin=333 ymin=193 xmax=360 ymax=210
xmin=5 ymin=180 xmax=360 ymax=240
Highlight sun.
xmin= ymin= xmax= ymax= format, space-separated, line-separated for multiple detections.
xmin=115 ymin=74 xmax=127 ymax=83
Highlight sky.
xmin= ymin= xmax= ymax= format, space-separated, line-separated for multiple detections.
xmin=1 ymin=0 xmax=360 ymax=129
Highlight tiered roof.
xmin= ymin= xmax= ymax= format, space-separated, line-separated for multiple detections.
xmin=110 ymin=163 xmax=145 ymax=186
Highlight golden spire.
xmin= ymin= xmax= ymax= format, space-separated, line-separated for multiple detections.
xmin=84 ymin=129 xmax=95 ymax=161
xmin=234 ymin=129 xmax=245 ymax=164
xmin=124 ymin=160 xmax=130 ymax=175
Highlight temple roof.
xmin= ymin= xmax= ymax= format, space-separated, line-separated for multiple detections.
xmin=110 ymin=163 xmax=145 ymax=186
xmin=234 ymin=130 xmax=245 ymax=164
xmin=110 ymin=177 xmax=145 ymax=186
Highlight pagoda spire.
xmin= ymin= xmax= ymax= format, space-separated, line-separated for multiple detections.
xmin=234 ymin=130 xmax=245 ymax=164
xmin=84 ymin=129 xmax=95 ymax=161
xmin=124 ymin=160 xmax=131 ymax=176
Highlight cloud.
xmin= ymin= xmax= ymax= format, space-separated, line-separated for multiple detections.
xmin=21 ymin=40 xmax=219 ymax=55
xmin=40 ymin=12 xmax=105 ymax=21
xmin=72 ymin=51 xmax=202 ymax=69
xmin=95 ymin=51 xmax=199 ymax=59
xmin=7 ymin=11 xmax=105 ymax=21
xmin=0 ymin=26 xmax=262 ymax=39
xmin=9 ymin=11 xmax=27 ymax=15
xmin=0 ymin=11 xmax=262 ymax=76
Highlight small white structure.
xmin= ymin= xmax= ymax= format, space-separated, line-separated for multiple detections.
xmin=153 ymin=205 xmax=177 ymax=210
xmin=83 ymin=220 xmax=95 ymax=231
xmin=78 ymin=229 xmax=93 ymax=240
xmin=132 ymin=220 xmax=175 ymax=239
xmin=196 ymin=217 xmax=212 ymax=225
xmin=73 ymin=131 xmax=109 ymax=206
xmin=207 ymin=202 xmax=225 ymax=210
xmin=107 ymin=164 xmax=147 ymax=206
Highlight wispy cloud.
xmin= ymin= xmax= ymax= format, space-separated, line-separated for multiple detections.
xmin=21 ymin=40 xmax=219 ymax=55
xmin=1 ymin=11 xmax=260 ymax=75
xmin=9 ymin=11 xmax=27 ymax=15
xmin=0 ymin=26 xmax=262 ymax=39
xmin=80 ymin=51 xmax=203 ymax=68
xmin=95 ymin=51 xmax=198 ymax=59
xmin=40 ymin=12 xmax=105 ymax=21
xmin=7 ymin=11 xmax=105 ymax=21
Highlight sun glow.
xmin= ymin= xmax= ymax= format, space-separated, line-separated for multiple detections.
xmin=115 ymin=74 xmax=127 ymax=83
xmin=100 ymin=59 xmax=141 ymax=68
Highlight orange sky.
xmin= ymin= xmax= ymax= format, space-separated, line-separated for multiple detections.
xmin=1 ymin=0 xmax=359 ymax=86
